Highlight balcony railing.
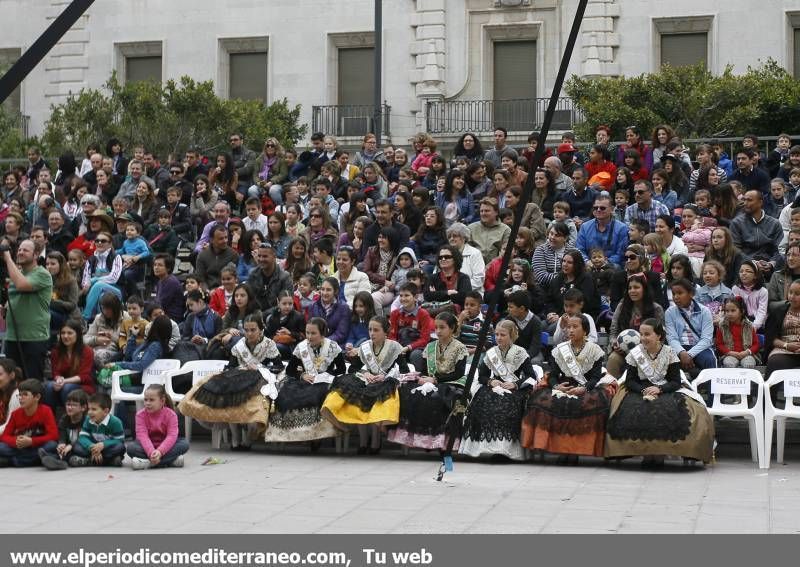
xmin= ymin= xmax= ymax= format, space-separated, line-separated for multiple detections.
xmin=312 ymin=104 xmax=391 ymax=138
xmin=426 ymin=97 xmax=580 ymax=134
xmin=4 ymin=112 xmax=30 ymax=139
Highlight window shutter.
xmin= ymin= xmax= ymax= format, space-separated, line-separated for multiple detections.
xmin=493 ymin=41 xmax=537 ymax=131
xmin=230 ymin=52 xmax=268 ymax=102
xmin=338 ymin=47 xmax=374 ymax=107
xmin=125 ymin=56 xmax=162 ymax=83
xmin=661 ymin=33 xmax=707 ymax=68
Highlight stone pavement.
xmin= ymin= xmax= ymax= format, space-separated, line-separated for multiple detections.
xmin=3 ymin=438 xmax=800 ymax=534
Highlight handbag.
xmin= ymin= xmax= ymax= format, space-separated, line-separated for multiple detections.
xmin=421 ymin=300 xmax=456 ymax=317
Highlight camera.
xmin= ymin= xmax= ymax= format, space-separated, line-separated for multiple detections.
xmin=0 ymin=242 xmax=10 ymax=254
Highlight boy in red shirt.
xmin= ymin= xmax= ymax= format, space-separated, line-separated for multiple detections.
xmin=0 ymin=379 xmax=58 ymax=467
xmin=389 ymin=282 xmax=435 ymax=372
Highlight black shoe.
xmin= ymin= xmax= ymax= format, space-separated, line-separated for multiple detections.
xmin=568 ymin=455 xmax=580 ymax=466
xmin=41 ymin=455 xmax=69 ymax=471
xmin=357 ymin=446 xmax=368 ymax=455
xmin=0 ymin=457 xmax=11 ymax=468
xmin=556 ymin=455 xmax=569 ymax=466
xmin=368 ymin=447 xmax=381 ymax=455
xmin=310 ymin=441 xmax=321 ymax=453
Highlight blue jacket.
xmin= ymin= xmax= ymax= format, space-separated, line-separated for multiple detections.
xmin=665 ymin=300 xmax=714 ymax=358
xmin=575 ymin=218 xmax=629 ymax=267
xmin=115 ymin=237 xmax=151 ymax=261
xmin=718 ymin=152 xmax=734 ymax=178
xmin=434 ymin=191 xmax=477 ymax=224
xmin=118 ymin=336 xmax=164 ymax=373
xmin=308 ymin=300 xmax=352 ymax=348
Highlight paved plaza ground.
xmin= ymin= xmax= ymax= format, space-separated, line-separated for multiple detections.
xmin=5 ymin=431 xmax=800 ymax=534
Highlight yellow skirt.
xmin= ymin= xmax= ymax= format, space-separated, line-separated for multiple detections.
xmin=321 ymin=390 xmax=401 ymax=429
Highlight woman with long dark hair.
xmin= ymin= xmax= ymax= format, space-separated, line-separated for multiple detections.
xmin=190 ymin=174 xmax=219 ymax=227
xmin=465 ymin=162 xmax=492 ymax=203
xmin=412 ymin=206 xmax=448 ymax=272
xmin=435 ymin=169 xmax=475 ymax=226
xmin=615 ymin=126 xmax=653 ymax=174
xmin=283 ymin=237 xmax=313 ymax=284
xmin=712 ymin=183 xmax=742 ymax=226
xmin=210 ymin=152 xmax=241 ymax=214
xmin=265 ymin=212 xmax=291 ymax=259
xmin=606 ymin=273 xmax=665 ymax=378
xmin=362 ymin=226 xmax=401 ymax=310
xmin=531 ymin=167 xmax=556 ymax=220
xmin=544 ymin=250 xmax=599 ymax=329
xmin=424 ymin=244 xmax=472 ymax=309
xmin=703 ymin=226 xmax=744 ymax=289
xmin=307 ymin=277 xmax=352 ymax=348
xmin=394 ymin=190 xmax=421 ymax=235
xmin=0 ymin=358 xmax=21 ymax=436
xmin=46 ymin=251 xmax=81 ymax=333
xmin=45 ymin=322 xmax=95 ymax=408
xmin=451 ymin=133 xmax=485 ymax=166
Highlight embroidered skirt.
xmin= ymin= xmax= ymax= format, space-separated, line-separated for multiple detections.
xmin=521 ymin=382 xmax=616 ymax=457
xmin=263 ymin=377 xmax=337 ymax=442
xmin=320 ymin=374 xmax=400 ymax=428
xmin=178 ymin=370 xmax=268 ymax=428
xmin=386 ymin=382 xmax=462 ymax=450
xmin=459 ymin=385 xmax=527 ymax=460
xmin=604 ymin=386 xmax=714 ymax=463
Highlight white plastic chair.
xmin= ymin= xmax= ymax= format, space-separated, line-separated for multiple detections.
xmin=692 ymin=368 xmax=766 ymax=469
xmin=764 ymin=370 xmax=800 ymax=465
xmin=110 ymin=359 xmax=181 ymax=411
xmin=164 ymin=360 xmax=229 ymax=442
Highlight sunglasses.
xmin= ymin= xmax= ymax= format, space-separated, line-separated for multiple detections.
xmin=634 ymin=190 xmax=647 ymax=195
xmin=310 ymin=214 xmax=322 ymax=218
xmin=593 ymin=206 xmax=608 ymax=211
xmin=170 ymin=170 xmax=182 ymax=175
xmin=624 ymin=254 xmax=638 ymax=260
xmin=439 ymin=255 xmax=453 ymax=260
xmin=95 ymin=238 xmax=110 ymax=244
xmin=265 ymin=144 xmax=276 ymax=148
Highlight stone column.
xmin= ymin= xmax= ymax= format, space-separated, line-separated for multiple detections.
xmin=580 ymin=0 xmax=620 ymax=78
xmin=410 ymin=0 xmax=447 ymax=133
xmin=44 ymin=0 xmax=90 ymax=102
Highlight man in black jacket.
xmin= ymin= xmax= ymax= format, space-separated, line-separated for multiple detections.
xmin=47 ymin=211 xmax=73 ymax=258
xmin=247 ymin=243 xmax=293 ymax=312
xmin=363 ymin=200 xmax=411 ymax=250
xmin=229 ymin=133 xmax=257 ymax=189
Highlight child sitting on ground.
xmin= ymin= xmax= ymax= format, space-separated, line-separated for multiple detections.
xmin=73 ymin=392 xmax=125 ymax=467
xmin=39 ymin=389 xmax=89 ymax=470
xmin=126 ymin=384 xmax=190 ymax=470
xmin=0 ymin=379 xmax=58 ymax=468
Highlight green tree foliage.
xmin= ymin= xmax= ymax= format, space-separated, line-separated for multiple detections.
xmin=41 ymin=74 xmax=306 ymax=159
xmin=565 ymin=59 xmax=800 ymax=140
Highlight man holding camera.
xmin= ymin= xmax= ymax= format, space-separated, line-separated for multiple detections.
xmin=1 ymin=239 xmax=53 ymax=380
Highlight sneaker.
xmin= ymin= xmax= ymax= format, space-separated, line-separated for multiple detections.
xmin=0 ymin=457 xmax=10 ymax=468
xmin=41 ymin=455 xmax=69 ymax=471
xmin=109 ymin=456 xmax=123 ymax=467
xmin=68 ymin=455 xmax=89 ymax=467
xmin=130 ymin=457 xmax=151 ymax=470
xmin=169 ymin=455 xmax=184 ymax=468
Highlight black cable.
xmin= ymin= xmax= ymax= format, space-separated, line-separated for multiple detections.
xmin=437 ymin=0 xmax=590 ymax=481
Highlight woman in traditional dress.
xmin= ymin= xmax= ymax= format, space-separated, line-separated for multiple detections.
xmin=459 ymin=320 xmax=535 ymax=461
xmin=178 ymin=312 xmax=282 ymax=451
xmin=264 ymin=317 xmax=346 ymax=445
xmin=321 ymin=316 xmax=408 ymax=454
xmin=522 ymin=315 xmax=616 ymax=464
xmin=605 ymin=318 xmax=715 ymax=466
xmin=387 ymin=312 xmax=468 ymax=451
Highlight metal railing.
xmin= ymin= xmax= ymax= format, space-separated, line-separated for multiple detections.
xmin=425 ymin=97 xmax=580 ymax=134
xmin=4 ymin=112 xmax=30 ymax=139
xmin=312 ymin=104 xmax=391 ymax=138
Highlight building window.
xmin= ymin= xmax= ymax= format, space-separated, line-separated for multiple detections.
xmin=653 ymin=16 xmax=712 ymax=71
xmin=660 ymin=33 xmax=708 ymax=68
xmin=219 ymin=37 xmax=269 ymax=103
xmin=493 ymin=40 xmax=537 ymax=131
xmin=0 ymin=48 xmax=22 ymax=114
xmin=337 ymin=46 xmax=375 ymax=136
xmin=795 ymin=27 xmax=800 ymax=78
xmin=116 ymin=42 xmax=163 ymax=84
xmin=791 ymin=13 xmax=800 ymax=78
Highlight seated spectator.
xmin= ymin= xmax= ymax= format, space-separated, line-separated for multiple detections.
xmin=543 ymin=250 xmax=598 ymax=333
xmin=334 ymin=246 xmax=372 ymax=308
xmin=504 ymin=290 xmax=543 ymax=361
xmin=456 ymin=291 xmax=494 ymax=355
xmin=532 ymin=222 xmax=576 ymax=286
xmin=716 ymin=296 xmax=760 ymax=369
xmin=704 ymin=226 xmax=744 ymax=289
xmin=195 ymin=225 xmax=239 ymax=290
xmin=435 ymin=169 xmax=475 ymax=226
xmin=551 ymin=288 xmax=599 ymax=344
xmin=307 ymin=277 xmax=351 ymax=349
xmin=265 ymin=290 xmax=306 ymax=359
xmin=389 ymin=282 xmax=435 ymax=372
xmin=665 ymin=278 xmax=717 ymax=376
xmin=504 ymin=186 xmax=546 ymax=247
xmin=468 ymin=197 xmax=510 ymax=265
xmin=45 ymin=251 xmax=81 ymax=335
xmin=424 ymin=244 xmax=472 ymax=309
xmin=412 ymin=206 xmax=448 ymax=272
xmin=144 ymin=209 xmax=179 ymax=257
xmin=695 ymin=260 xmax=732 ymax=323
xmin=80 ymin=230 xmax=122 ymax=321
xmin=126 ymin=384 xmax=189 ymax=470
xmin=680 ymin=205 xmax=712 ymax=278
xmin=115 ymin=222 xmax=151 ymax=299
xmin=72 ymin=392 xmax=125 ymax=467
xmin=552 ymin=201 xmax=577 ymax=247
xmin=576 ymin=194 xmax=629 ymax=268
xmin=0 ymin=359 xmax=21 ymax=436
xmin=607 ymin=273 xmax=665 ymax=378
xmin=531 ymin=168 xmax=557 ymax=220
xmin=624 ymin=180 xmax=670 ymax=232
xmin=44 ymin=322 xmax=95 ymax=409
xmin=0 ymin=379 xmax=58 ymax=468
xmin=152 ymin=254 xmax=184 ymax=323
xmin=609 ymin=244 xmax=666 ymax=312
xmin=765 ymin=179 xmax=791 ymax=219
xmin=180 ymin=289 xmax=223 ymax=352
xmin=732 ymin=259 xmax=769 ymax=332
xmin=768 ymin=243 xmax=800 ymax=309
xmin=730 ymin=190 xmax=783 ymax=280
xmin=85 ymin=293 xmax=125 ymax=367
xmin=765 ymin=279 xmax=800 ymax=377
xmin=118 ymin=296 xmax=148 ymax=350
xmin=651 ymin=169 xmax=677 ymax=212
xmin=362 ymin=226 xmax=402 ymax=311
xmin=664 ymin=254 xmax=695 ymax=306
xmin=38 ymin=388 xmax=88 ymax=470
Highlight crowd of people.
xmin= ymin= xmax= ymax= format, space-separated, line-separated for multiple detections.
xmin=1 ymin=125 xmax=799 ymax=470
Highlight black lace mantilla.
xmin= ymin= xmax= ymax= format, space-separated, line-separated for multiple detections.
xmin=274 ymin=378 xmax=330 ymax=413
xmin=329 ymin=374 xmax=399 ymax=412
xmin=193 ymin=369 xmax=264 ymax=409
xmin=607 ymin=392 xmax=691 ymax=442
xmin=269 ymin=407 xmax=323 ymax=430
xmin=463 ymin=387 xmax=526 ymax=443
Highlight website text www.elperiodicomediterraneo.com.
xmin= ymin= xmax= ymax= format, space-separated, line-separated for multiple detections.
xmin=8 ymin=547 xmax=435 ymax=567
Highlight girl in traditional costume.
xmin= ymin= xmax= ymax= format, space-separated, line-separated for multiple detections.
xmin=460 ymin=320 xmax=535 ymax=461
xmin=605 ymin=318 xmax=714 ymax=466
xmin=387 ymin=312 xmax=468 ymax=451
xmin=264 ymin=317 xmax=346 ymax=444
xmin=178 ymin=312 xmax=282 ymax=451
xmin=522 ymin=315 xmax=617 ymax=464
xmin=322 ymin=316 xmax=408 ymax=454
